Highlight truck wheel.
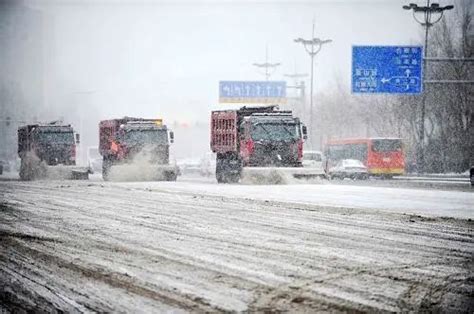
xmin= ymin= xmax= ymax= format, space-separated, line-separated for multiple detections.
xmin=226 ymin=173 xmax=240 ymax=183
xmin=20 ymin=157 xmax=35 ymax=181
xmin=102 ymin=157 xmax=111 ymax=181
xmin=215 ymin=154 xmax=225 ymax=183
xmin=165 ymin=171 xmax=178 ymax=181
xmin=216 ymin=153 xmax=241 ymax=184
xmin=216 ymin=172 xmax=224 ymax=183
xmin=19 ymin=158 xmax=27 ymax=180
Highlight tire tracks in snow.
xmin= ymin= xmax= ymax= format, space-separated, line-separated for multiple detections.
xmin=0 ymin=181 xmax=473 ymax=312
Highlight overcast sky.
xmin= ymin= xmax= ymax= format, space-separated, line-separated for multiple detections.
xmin=28 ymin=0 xmax=449 ymax=123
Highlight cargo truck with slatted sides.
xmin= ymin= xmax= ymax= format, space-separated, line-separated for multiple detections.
xmin=210 ymin=105 xmax=325 ymax=183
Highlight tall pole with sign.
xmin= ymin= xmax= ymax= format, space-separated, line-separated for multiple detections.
xmin=294 ymin=22 xmax=332 ymax=149
xmin=403 ymin=1 xmax=453 ymax=173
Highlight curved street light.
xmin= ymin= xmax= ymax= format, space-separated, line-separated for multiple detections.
xmin=294 ymin=26 xmax=332 ymax=149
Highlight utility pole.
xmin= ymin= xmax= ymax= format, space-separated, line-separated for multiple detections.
xmin=294 ymin=21 xmax=332 ymax=149
xmin=403 ymin=1 xmax=453 ymax=173
xmin=253 ymin=45 xmax=281 ymax=81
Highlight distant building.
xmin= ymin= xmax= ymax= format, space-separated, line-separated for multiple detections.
xmin=0 ymin=0 xmax=44 ymax=160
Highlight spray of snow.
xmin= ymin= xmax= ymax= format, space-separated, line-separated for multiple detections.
xmin=240 ymin=169 xmax=290 ymax=185
xmin=20 ymin=151 xmax=87 ymax=180
xmin=107 ymin=146 xmax=177 ymax=182
xmin=240 ymin=167 xmax=328 ymax=185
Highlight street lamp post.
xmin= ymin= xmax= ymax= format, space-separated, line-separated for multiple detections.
xmin=403 ymin=1 xmax=453 ymax=173
xmin=253 ymin=45 xmax=281 ymax=81
xmin=294 ymin=22 xmax=331 ymax=149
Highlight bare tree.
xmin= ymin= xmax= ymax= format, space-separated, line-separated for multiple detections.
xmin=424 ymin=0 xmax=473 ymax=172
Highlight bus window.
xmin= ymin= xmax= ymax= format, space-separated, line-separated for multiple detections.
xmin=328 ymin=145 xmax=345 ymax=160
xmin=372 ymin=139 xmax=402 ymax=152
xmin=345 ymin=143 xmax=368 ymax=161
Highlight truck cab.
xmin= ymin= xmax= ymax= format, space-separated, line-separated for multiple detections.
xmin=114 ymin=121 xmax=173 ymax=164
xmin=239 ymin=113 xmax=305 ymax=167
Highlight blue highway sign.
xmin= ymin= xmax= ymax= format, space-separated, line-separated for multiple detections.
xmin=352 ymin=46 xmax=422 ymax=94
xmin=219 ymin=81 xmax=287 ymax=103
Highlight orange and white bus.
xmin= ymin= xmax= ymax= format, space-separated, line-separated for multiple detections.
xmin=324 ymin=138 xmax=405 ymax=177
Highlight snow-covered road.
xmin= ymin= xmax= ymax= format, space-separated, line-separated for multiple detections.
xmin=1 ymin=179 xmax=473 ymax=312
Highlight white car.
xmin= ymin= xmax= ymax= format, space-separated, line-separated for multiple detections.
xmin=302 ymin=150 xmax=326 ymax=178
xmin=303 ymin=150 xmax=323 ymax=168
xmin=329 ymin=159 xmax=369 ymax=180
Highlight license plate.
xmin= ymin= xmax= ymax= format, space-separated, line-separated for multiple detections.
xmin=383 ymin=157 xmax=391 ymax=162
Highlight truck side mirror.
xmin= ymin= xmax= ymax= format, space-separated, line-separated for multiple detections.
xmin=75 ymin=133 xmax=80 ymax=144
xmin=302 ymin=125 xmax=308 ymax=140
xmin=169 ymin=131 xmax=174 ymax=143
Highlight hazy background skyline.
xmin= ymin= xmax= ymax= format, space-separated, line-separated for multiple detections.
xmin=32 ymin=0 xmax=426 ymax=121
xmin=2 ymin=0 xmax=462 ymax=162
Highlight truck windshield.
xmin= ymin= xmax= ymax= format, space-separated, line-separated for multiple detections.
xmin=251 ymin=123 xmax=299 ymax=141
xmin=36 ymin=132 xmax=74 ymax=144
xmin=124 ymin=129 xmax=168 ymax=145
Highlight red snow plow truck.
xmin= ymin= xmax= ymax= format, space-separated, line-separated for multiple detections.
xmin=99 ymin=117 xmax=178 ymax=181
xmin=210 ymin=105 xmax=320 ymax=183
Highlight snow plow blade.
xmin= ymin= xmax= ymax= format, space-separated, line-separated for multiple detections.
xmin=107 ymin=164 xmax=179 ymax=182
xmin=241 ymin=167 xmax=326 ymax=184
xmin=43 ymin=165 xmax=90 ymax=180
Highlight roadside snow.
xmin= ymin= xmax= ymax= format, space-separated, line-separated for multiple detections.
xmin=120 ymin=181 xmax=474 ymax=219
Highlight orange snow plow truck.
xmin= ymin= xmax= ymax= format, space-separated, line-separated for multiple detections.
xmin=99 ymin=117 xmax=178 ymax=181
